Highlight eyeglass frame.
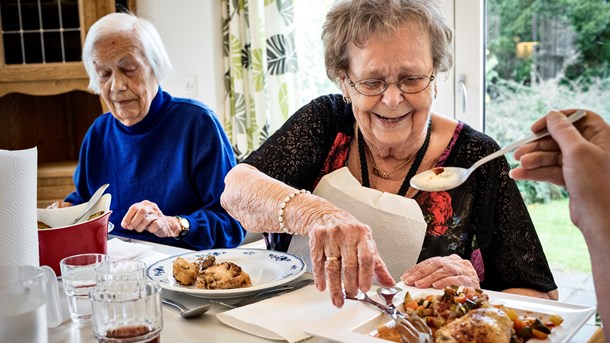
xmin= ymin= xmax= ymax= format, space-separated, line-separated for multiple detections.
xmin=344 ymin=71 xmax=436 ymax=96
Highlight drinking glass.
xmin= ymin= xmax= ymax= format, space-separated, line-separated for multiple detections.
xmin=59 ymin=253 xmax=108 ymax=324
xmin=94 ymin=260 xmax=146 ymax=286
xmin=91 ymin=280 xmax=162 ymax=343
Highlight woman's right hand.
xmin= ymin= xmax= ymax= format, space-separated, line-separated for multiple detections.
xmin=307 ymin=208 xmax=395 ymax=308
xmin=47 ymin=201 xmax=72 ymax=209
xmin=220 ymin=164 xmax=395 ymax=308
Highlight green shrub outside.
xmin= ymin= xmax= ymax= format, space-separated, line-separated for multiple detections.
xmin=485 ymin=71 xmax=610 ymax=204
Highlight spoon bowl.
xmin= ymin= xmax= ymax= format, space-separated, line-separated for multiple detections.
xmin=411 ymin=110 xmax=587 ymax=192
xmin=162 ymin=298 xmax=211 ymax=318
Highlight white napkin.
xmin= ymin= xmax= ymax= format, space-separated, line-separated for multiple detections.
xmin=106 ymin=237 xmax=153 ymax=261
xmin=0 ymin=148 xmax=39 ymax=268
xmin=288 ymin=167 xmax=427 ymax=280
xmin=217 ymin=285 xmax=352 ymax=342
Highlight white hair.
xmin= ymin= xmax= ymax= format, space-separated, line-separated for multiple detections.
xmin=82 ymin=12 xmax=172 ymax=94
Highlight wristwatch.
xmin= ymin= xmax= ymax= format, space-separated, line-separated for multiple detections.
xmin=174 ymin=216 xmax=190 ymax=240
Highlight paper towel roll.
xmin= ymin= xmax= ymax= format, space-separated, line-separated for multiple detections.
xmin=0 ymin=148 xmax=39 ymax=267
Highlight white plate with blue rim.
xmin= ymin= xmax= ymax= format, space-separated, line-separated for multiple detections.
xmin=147 ymin=248 xmax=306 ymax=299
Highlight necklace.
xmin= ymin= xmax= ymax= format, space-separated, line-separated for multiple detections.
xmin=357 ymin=121 xmax=432 ymax=197
xmin=366 ymin=147 xmax=413 ymax=180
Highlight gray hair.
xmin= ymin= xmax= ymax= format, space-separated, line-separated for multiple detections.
xmin=82 ymin=12 xmax=172 ymax=94
xmin=322 ymin=0 xmax=453 ymax=81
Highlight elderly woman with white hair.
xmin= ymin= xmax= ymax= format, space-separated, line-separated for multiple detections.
xmin=52 ymin=12 xmax=245 ymax=250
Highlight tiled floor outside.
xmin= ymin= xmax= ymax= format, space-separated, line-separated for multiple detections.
xmin=552 ymin=267 xmax=599 ymax=325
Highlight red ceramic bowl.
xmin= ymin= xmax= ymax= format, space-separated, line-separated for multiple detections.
xmin=38 ymin=211 xmax=112 ymax=275
xmin=37 ymin=194 xmax=113 ymax=275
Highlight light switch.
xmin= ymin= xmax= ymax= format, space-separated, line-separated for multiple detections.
xmin=185 ymin=74 xmax=198 ymax=97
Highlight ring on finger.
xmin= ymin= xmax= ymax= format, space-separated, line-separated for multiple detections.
xmin=326 ymin=256 xmax=341 ymax=262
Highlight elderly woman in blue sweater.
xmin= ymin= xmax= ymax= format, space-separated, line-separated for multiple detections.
xmin=51 ymin=12 xmax=244 ymax=250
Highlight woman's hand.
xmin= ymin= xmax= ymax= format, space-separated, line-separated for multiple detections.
xmin=47 ymin=201 xmax=72 ymax=209
xmin=308 ymin=210 xmax=395 ymax=307
xmin=121 ymin=200 xmax=182 ymax=238
xmin=401 ymin=254 xmax=480 ymax=289
xmin=221 ymin=164 xmax=395 ymax=308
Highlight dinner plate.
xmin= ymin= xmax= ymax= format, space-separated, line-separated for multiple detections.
xmin=147 ymin=248 xmax=305 ymax=299
xmin=304 ymin=284 xmax=597 ymax=343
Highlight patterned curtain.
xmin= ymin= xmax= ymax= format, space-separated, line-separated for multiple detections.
xmin=221 ymin=0 xmax=301 ymax=161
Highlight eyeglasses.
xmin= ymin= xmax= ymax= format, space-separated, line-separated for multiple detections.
xmin=345 ymin=72 xmax=435 ymax=96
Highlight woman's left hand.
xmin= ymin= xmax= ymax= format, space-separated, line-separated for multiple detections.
xmin=121 ymin=200 xmax=182 ymax=238
xmin=401 ymin=254 xmax=480 ymax=289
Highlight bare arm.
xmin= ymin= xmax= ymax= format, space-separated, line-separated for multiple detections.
xmin=221 ymin=163 xmax=395 ymax=307
xmin=502 ymin=288 xmax=558 ymax=300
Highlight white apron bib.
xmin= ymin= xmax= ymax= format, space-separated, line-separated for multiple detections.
xmin=288 ymin=167 xmax=427 ymax=281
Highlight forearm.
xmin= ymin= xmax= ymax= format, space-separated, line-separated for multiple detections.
xmin=581 ymin=224 xmax=610 ymax=334
xmin=220 ymin=164 xmax=339 ymax=236
xmin=502 ymin=288 xmax=558 ymax=300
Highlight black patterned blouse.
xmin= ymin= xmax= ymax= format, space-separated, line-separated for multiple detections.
xmin=244 ymin=94 xmax=557 ymax=293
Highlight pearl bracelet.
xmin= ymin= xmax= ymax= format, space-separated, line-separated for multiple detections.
xmin=278 ymin=189 xmax=310 ymax=234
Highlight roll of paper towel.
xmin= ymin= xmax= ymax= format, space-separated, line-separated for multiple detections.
xmin=0 ymin=148 xmax=39 ymax=267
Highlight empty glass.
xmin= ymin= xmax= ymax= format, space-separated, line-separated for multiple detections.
xmin=59 ymin=253 xmax=108 ymax=324
xmin=91 ymin=280 xmax=162 ymax=343
xmin=94 ymin=260 xmax=146 ymax=286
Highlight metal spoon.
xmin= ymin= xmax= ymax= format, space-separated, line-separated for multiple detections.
xmin=410 ymin=110 xmax=587 ymax=192
xmin=71 ymin=183 xmax=109 ymax=224
xmin=377 ymin=286 xmax=403 ymax=309
xmin=162 ymin=298 xmax=212 ymax=318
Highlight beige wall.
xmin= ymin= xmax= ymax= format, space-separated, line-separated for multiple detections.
xmin=136 ymin=1 xmax=226 ymax=121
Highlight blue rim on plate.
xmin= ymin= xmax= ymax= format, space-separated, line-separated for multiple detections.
xmin=147 ymin=248 xmax=306 ymax=299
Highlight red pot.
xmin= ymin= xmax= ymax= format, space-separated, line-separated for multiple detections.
xmin=38 ymin=211 xmax=112 ymax=275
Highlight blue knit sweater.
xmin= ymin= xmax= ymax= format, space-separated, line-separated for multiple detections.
xmin=65 ymin=87 xmax=245 ymax=250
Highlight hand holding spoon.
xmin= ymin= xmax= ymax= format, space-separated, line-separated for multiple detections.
xmin=410 ymin=110 xmax=587 ymax=192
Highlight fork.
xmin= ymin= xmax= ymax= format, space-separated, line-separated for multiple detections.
xmin=344 ymin=289 xmax=432 ymax=343
xmin=376 ymin=287 xmax=432 ymax=342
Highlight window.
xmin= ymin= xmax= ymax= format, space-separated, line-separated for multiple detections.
xmin=294 ymin=0 xmax=337 ymax=105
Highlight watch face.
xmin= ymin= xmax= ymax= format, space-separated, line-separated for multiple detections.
xmin=175 ymin=217 xmax=190 ymax=240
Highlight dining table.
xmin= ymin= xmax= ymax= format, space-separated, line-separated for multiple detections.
xmin=48 ymin=237 xmax=605 ymax=343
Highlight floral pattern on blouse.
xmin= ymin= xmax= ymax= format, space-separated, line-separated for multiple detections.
xmin=245 ymin=94 xmax=556 ymax=293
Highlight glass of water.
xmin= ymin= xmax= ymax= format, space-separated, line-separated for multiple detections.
xmin=59 ymin=253 xmax=108 ymax=325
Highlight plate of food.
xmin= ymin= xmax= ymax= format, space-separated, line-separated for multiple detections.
xmin=147 ymin=248 xmax=306 ymax=299
xmin=305 ymin=283 xmax=596 ymax=343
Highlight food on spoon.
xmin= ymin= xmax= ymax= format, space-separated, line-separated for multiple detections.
xmin=37 ymin=221 xmax=52 ymax=229
xmin=417 ymin=167 xmax=461 ymax=191
xmin=171 ymin=255 xmax=252 ymax=289
xmin=432 ymin=167 xmax=445 ymax=175
xmin=87 ymin=211 xmax=105 ymax=220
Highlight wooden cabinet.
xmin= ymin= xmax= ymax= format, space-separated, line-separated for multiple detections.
xmin=0 ymin=0 xmax=134 ymax=206
xmin=0 ymin=0 xmax=117 ymax=97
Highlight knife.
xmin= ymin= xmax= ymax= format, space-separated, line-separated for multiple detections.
xmin=71 ymin=183 xmax=110 ymax=224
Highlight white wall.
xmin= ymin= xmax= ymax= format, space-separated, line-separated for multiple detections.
xmin=136 ymin=1 xmax=226 ymax=120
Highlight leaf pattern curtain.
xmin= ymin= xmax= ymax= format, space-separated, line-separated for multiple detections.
xmin=222 ymin=0 xmax=301 ymax=161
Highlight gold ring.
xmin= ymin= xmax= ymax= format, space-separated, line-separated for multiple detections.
xmin=326 ymin=256 xmax=340 ymax=262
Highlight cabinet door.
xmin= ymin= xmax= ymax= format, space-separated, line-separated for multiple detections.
xmin=0 ymin=0 xmax=116 ymax=96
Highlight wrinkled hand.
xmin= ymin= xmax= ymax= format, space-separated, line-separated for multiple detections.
xmin=47 ymin=201 xmax=72 ymax=209
xmin=121 ymin=200 xmax=181 ymax=238
xmin=308 ymin=210 xmax=395 ymax=308
xmin=401 ymin=254 xmax=480 ymax=289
